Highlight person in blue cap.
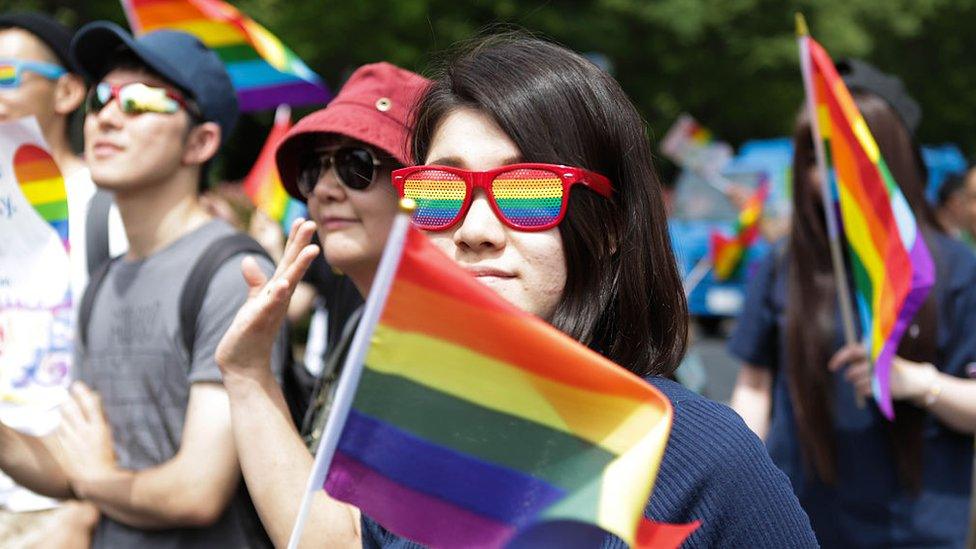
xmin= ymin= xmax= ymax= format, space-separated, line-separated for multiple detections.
xmin=0 ymin=22 xmax=284 ymax=548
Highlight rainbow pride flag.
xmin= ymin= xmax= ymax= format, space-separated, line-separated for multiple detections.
xmin=801 ymin=33 xmax=935 ymax=419
xmin=121 ymin=0 xmax=330 ymax=111
xmin=315 ymin=224 xmax=697 ymax=548
xmin=242 ymin=106 xmax=305 ymax=230
xmin=14 ymin=144 xmax=68 ymax=252
xmin=710 ymin=177 xmax=769 ymax=281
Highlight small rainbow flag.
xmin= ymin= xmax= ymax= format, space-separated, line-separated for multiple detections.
xmin=800 ymin=31 xmax=935 ymax=419
xmin=121 ymin=0 xmax=331 ymax=111
xmin=242 ymin=105 xmax=306 ymax=230
xmin=313 ymin=223 xmax=698 ymax=548
xmin=14 ymin=144 xmax=68 ymax=252
xmin=710 ymin=177 xmax=769 ymax=281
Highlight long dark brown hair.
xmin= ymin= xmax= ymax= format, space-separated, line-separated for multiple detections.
xmin=411 ymin=33 xmax=688 ymax=377
xmin=788 ymin=91 xmax=940 ymax=491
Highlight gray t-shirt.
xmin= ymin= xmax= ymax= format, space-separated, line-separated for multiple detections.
xmin=75 ymin=219 xmax=284 ymax=548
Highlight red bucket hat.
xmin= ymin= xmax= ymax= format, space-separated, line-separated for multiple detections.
xmin=276 ymin=62 xmax=430 ymax=200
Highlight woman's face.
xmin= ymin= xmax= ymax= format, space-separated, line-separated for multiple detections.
xmin=422 ymin=107 xmax=567 ymax=320
xmin=305 ymin=137 xmax=399 ymax=285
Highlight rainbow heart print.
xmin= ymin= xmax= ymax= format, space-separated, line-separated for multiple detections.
xmin=14 ymin=144 xmax=69 ymax=251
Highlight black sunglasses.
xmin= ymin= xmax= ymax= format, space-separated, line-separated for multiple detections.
xmin=297 ymin=146 xmax=389 ymax=197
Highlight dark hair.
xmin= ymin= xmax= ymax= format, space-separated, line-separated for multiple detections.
xmin=788 ymin=91 xmax=940 ymax=491
xmin=96 ymin=48 xmax=210 ymax=193
xmin=937 ymin=172 xmax=966 ymax=207
xmin=412 ymin=33 xmax=688 ymax=377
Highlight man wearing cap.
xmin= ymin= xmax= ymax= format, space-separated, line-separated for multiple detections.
xmin=0 ymin=22 xmax=283 ymax=548
xmin=215 ymin=62 xmax=430 ymax=547
xmin=0 ymin=11 xmax=127 ymax=546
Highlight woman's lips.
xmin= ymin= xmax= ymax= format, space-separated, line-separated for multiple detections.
xmin=320 ymin=217 xmax=358 ymax=231
xmin=464 ymin=266 xmax=516 ymax=280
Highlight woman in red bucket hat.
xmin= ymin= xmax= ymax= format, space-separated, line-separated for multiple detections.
xmin=215 ymin=62 xmax=429 ymax=547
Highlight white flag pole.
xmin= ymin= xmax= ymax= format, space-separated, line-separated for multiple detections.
xmin=286 ymin=200 xmax=416 ymax=549
xmin=796 ymin=14 xmax=863 ymax=406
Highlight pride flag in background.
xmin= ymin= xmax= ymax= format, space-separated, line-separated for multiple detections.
xmin=801 ymin=34 xmax=935 ymax=419
xmin=121 ymin=0 xmax=330 ymax=111
xmin=242 ymin=106 xmax=306 ymax=230
xmin=710 ymin=177 xmax=769 ymax=281
xmin=318 ymin=225 xmax=698 ymax=548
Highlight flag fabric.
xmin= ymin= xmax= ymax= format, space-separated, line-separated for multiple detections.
xmin=320 ymin=226 xmax=698 ymax=548
xmin=242 ymin=106 xmax=306 ymax=230
xmin=802 ymin=35 xmax=935 ymax=419
xmin=710 ymin=177 xmax=769 ymax=281
xmin=121 ymin=0 xmax=331 ymax=111
xmin=14 ymin=144 xmax=68 ymax=252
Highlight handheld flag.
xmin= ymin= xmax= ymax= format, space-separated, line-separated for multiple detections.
xmin=121 ymin=0 xmax=331 ymax=111
xmin=289 ymin=208 xmax=698 ymax=548
xmin=797 ymin=18 xmax=935 ymax=419
xmin=710 ymin=177 xmax=769 ymax=281
xmin=242 ymin=105 xmax=306 ymax=230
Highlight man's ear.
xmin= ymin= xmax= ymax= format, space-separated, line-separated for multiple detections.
xmin=182 ymin=121 xmax=222 ymax=167
xmin=53 ymin=74 xmax=86 ymax=115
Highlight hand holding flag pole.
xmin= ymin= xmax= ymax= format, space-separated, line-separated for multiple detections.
xmin=795 ymin=13 xmax=864 ymax=408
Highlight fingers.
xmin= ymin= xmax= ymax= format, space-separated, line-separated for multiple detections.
xmin=281 ymin=244 xmax=320 ymax=289
xmin=843 ymin=361 xmax=873 ymax=397
xmin=71 ymin=382 xmax=108 ymax=425
xmin=828 ymin=343 xmax=868 ymax=372
xmin=242 ymin=255 xmax=270 ymax=295
xmin=279 ymin=219 xmax=317 ymax=272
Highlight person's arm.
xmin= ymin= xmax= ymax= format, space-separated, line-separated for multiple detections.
xmin=0 ymin=423 xmax=73 ymax=498
xmin=829 ymin=345 xmax=976 ymax=433
xmin=730 ymin=364 xmax=773 ymax=440
xmin=56 ymin=381 xmax=242 ymax=529
xmin=216 ymin=219 xmax=360 ymax=547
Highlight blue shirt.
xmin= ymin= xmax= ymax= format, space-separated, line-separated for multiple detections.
xmin=362 ymin=377 xmax=817 ymax=548
xmin=728 ymin=233 xmax=976 ymax=547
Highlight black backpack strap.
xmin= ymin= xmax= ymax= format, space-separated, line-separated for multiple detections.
xmin=85 ymin=189 xmax=114 ymax=277
xmin=179 ymin=233 xmax=272 ymax=361
xmin=78 ymin=255 xmax=119 ymax=348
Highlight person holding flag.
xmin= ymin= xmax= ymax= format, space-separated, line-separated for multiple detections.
xmin=729 ymin=38 xmax=976 ymax=547
xmin=217 ymin=33 xmax=816 ymax=547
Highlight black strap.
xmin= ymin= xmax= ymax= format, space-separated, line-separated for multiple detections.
xmin=85 ymin=189 xmax=114 ymax=277
xmin=78 ymin=255 xmax=119 ymax=348
xmin=179 ymin=233 xmax=271 ymax=361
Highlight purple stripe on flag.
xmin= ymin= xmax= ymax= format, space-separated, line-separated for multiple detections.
xmin=326 ymin=452 xmax=517 ymax=547
xmin=874 ymin=234 xmax=935 ymax=419
xmin=237 ymin=81 xmax=330 ymax=112
xmin=333 ymin=410 xmax=565 ymax=523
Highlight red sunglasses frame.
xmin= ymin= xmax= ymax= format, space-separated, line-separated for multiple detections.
xmin=391 ymin=163 xmax=614 ymax=231
xmin=88 ymin=82 xmax=200 ymax=117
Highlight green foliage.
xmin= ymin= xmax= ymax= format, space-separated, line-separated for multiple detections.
xmin=4 ymin=0 xmax=974 ymax=180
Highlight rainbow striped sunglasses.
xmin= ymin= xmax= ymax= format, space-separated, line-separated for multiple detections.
xmin=392 ymin=163 xmax=614 ymax=231
xmin=0 ymin=59 xmax=66 ymax=88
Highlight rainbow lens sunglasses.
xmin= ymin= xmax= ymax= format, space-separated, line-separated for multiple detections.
xmin=392 ymin=164 xmax=614 ymax=231
xmin=0 ymin=59 xmax=66 ymax=88
xmin=86 ymin=82 xmax=201 ymax=117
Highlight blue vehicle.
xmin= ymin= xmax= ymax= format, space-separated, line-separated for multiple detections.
xmin=669 ymin=139 xmax=966 ymax=325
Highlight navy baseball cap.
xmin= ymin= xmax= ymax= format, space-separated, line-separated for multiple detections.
xmin=69 ymin=21 xmax=238 ymax=143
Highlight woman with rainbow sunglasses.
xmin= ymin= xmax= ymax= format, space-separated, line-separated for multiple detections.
xmin=218 ymin=34 xmax=817 ymax=547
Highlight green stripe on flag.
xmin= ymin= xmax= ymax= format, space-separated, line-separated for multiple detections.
xmin=354 ymin=367 xmax=617 ymax=493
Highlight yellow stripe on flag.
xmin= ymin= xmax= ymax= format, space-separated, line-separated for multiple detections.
xmin=20 ymin=178 xmax=67 ymax=204
xmin=366 ymin=324 xmax=664 ymax=455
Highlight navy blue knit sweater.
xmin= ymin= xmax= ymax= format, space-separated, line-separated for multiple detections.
xmin=362 ymin=377 xmax=817 ymax=547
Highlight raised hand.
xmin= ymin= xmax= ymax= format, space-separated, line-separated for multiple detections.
xmin=216 ymin=218 xmax=319 ymax=382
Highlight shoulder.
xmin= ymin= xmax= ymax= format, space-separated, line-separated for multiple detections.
xmin=932 ymin=232 xmax=976 ymax=294
xmin=644 ymin=377 xmax=817 ymax=547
